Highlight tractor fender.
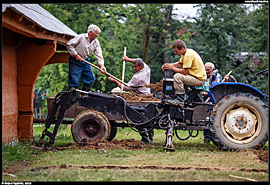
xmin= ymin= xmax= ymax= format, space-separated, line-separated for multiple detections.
xmin=208 ymin=82 xmax=266 ymax=104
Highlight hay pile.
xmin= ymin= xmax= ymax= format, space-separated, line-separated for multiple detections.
xmin=118 ymin=92 xmax=159 ymax=102
xmin=143 ymin=80 xmax=163 ymax=92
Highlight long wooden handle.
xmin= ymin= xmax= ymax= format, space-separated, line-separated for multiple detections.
xmin=121 ymin=47 xmax=127 ymax=93
xmin=80 ymin=58 xmax=129 ymax=87
xmin=221 ymin=70 xmax=232 ymax=82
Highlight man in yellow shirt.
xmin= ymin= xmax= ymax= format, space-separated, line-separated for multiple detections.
xmin=161 ymin=40 xmax=206 ymax=106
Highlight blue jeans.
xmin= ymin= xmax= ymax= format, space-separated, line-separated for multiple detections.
xmin=68 ymin=56 xmax=95 ymax=88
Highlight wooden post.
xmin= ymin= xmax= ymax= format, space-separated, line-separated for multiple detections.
xmin=121 ymin=47 xmax=127 ymax=94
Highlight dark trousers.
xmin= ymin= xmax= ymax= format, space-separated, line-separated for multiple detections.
xmin=203 ymin=130 xmax=210 ymax=142
xmin=68 ymin=56 xmax=95 ymax=88
xmin=138 ymin=127 xmax=154 ymax=143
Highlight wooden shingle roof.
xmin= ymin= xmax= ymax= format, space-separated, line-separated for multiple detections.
xmin=2 ymin=4 xmax=77 ymax=37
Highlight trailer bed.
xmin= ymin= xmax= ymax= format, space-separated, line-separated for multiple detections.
xmin=45 ymin=96 xmax=161 ymax=122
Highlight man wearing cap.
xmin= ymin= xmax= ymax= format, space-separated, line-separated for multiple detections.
xmin=66 ymin=24 xmax=106 ymax=91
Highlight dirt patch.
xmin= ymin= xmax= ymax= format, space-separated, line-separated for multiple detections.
xmin=30 ymin=164 xmax=268 ymax=173
xmin=253 ymin=150 xmax=268 ymax=163
xmin=144 ymin=80 xmax=163 ymax=92
xmin=236 ymin=149 xmax=268 ymax=163
xmin=55 ymin=139 xmax=151 ymax=151
xmin=117 ymin=92 xmax=160 ymax=102
xmin=31 ymin=164 xmax=192 ymax=172
xmin=56 ymin=140 xmax=268 ymax=164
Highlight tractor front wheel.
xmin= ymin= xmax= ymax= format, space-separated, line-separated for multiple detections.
xmin=209 ymin=92 xmax=268 ymax=151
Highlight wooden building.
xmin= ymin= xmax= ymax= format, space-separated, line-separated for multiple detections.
xmin=2 ymin=4 xmax=77 ymax=143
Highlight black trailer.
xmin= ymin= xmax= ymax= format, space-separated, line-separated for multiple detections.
xmin=35 ymin=78 xmax=268 ymax=151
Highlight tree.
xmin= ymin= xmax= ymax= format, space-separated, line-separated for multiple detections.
xmin=34 ymin=63 xmax=69 ymax=97
xmin=178 ymin=4 xmax=268 ymax=94
xmin=128 ymin=4 xmax=173 ymax=64
xmin=190 ymin=4 xmax=250 ymax=71
xmin=37 ymin=4 xmax=268 ymax=96
xmin=178 ymin=5 xmax=251 ymax=78
xmin=39 ymin=4 xmax=176 ymax=94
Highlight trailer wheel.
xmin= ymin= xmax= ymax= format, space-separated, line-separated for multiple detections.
xmin=71 ymin=110 xmax=111 ymax=143
xmin=107 ymin=125 xmax=118 ymax=141
xmin=209 ymin=92 xmax=268 ymax=151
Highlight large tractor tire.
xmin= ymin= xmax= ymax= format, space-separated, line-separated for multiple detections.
xmin=71 ymin=110 xmax=111 ymax=143
xmin=209 ymin=92 xmax=268 ymax=151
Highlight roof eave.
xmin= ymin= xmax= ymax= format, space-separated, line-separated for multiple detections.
xmin=2 ymin=8 xmax=74 ymax=45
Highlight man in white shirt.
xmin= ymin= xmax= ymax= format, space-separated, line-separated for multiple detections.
xmin=108 ymin=56 xmax=151 ymax=96
xmin=66 ymin=24 xmax=106 ymax=91
xmin=109 ymin=56 xmax=153 ymax=143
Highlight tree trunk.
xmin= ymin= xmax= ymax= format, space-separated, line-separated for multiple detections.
xmin=144 ymin=4 xmax=173 ymax=64
xmin=216 ymin=34 xmax=220 ymax=65
xmin=163 ymin=5 xmax=173 ymax=64
xmin=143 ymin=27 xmax=150 ymax=64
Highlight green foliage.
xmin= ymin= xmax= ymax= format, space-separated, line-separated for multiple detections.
xmin=34 ymin=63 xmax=69 ymax=97
xmin=184 ymin=4 xmax=250 ymax=70
xmin=38 ymin=4 xmax=268 ymax=96
xmin=246 ymin=4 xmax=268 ymax=53
xmin=176 ymin=4 xmax=268 ymax=95
xmin=39 ymin=4 xmax=176 ymax=94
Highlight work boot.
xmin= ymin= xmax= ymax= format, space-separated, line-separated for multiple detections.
xmin=80 ymin=83 xmax=92 ymax=97
xmin=165 ymin=94 xmax=185 ymax=106
xmin=139 ymin=128 xmax=151 ymax=144
xmin=82 ymin=83 xmax=92 ymax=92
xmin=148 ymin=129 xmax=154 ymax=143
xmin=68 ymin=87 xmax=77 ymax=91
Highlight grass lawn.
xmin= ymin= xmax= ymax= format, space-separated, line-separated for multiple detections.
xmin=2 ymin=123 xmax=268 ymax=181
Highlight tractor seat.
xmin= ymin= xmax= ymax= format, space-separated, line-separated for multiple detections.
xmin=185 ymin=82 xmax=210 ymax=105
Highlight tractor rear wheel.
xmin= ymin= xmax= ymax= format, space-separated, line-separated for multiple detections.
xmin=71 ymin=110 xmax=111 ymax=143
xmin=209 ymin=92 xmax=268 ymax=151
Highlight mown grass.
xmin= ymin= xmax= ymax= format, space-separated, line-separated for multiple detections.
xmin=2 ymin=123 xmax=269 ymax=181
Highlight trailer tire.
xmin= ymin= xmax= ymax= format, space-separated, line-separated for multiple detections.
xmin=71 ymin=110 xmax=111 ymax=143
xmin=209 ymin=92 xmax=268 ymax=151
xmin=107 ymin=124 xmax=118 ymax=141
